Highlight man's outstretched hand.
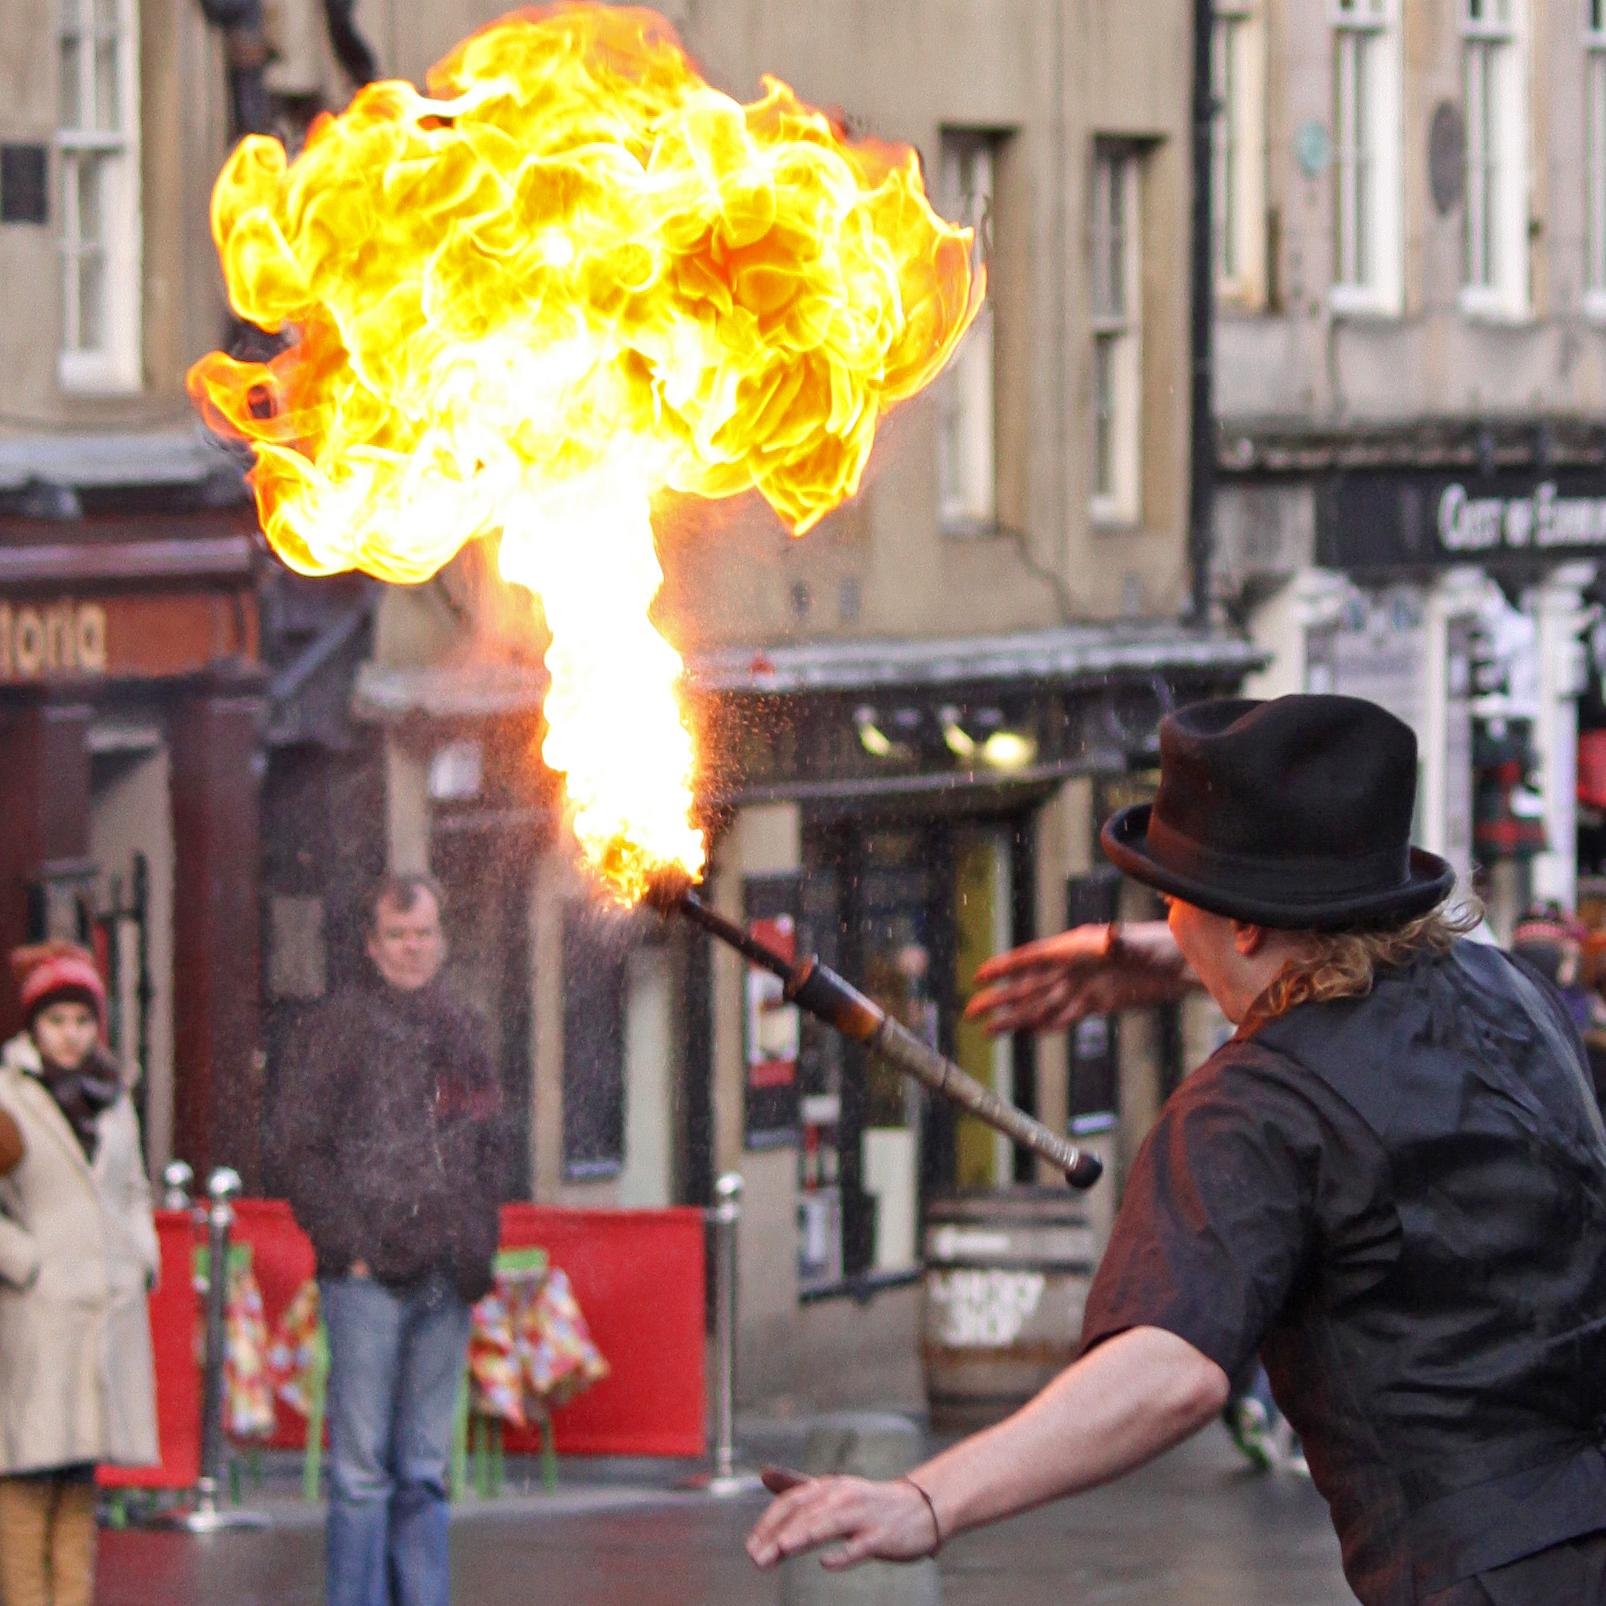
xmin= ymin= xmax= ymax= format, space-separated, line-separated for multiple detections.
xmin=964 ymin=921 xmax=1194 ymax=1035
xmin=746 ymin=1466 xmax=940 ymax=1571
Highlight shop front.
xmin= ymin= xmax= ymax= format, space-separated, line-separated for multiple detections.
xmin=685 ymin=624 xmax=1259 ymax=1402
xmin=0 ymin=508 xmax=264 ymax=1180
xmin=1223 ymin=458 xmax=1606 ymax=938
xmin=325 ymin=589 xmax=1257 ymax=1406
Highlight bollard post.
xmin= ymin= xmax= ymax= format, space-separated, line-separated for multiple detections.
xmin=679 ymin=1173 xmax=762 ymax=1496
xmin=161 ymin=1159 xmax=195 ymax=1213
xmin=151 ymin=1167 xmax=271 ymax=1532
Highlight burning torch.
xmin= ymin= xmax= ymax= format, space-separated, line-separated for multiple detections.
xmin=650 ymin=879 xmax=1103 ymax=1189
xmin=186 ymin=8 xmax=1095 ymax=1184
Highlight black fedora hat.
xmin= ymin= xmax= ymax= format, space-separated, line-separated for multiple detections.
xmin=1101 ymin=695 xmax=1456 ymax=930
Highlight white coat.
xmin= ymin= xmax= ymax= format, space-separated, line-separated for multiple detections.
xmin=0 ymin=1033 xmax=160 ymax=1473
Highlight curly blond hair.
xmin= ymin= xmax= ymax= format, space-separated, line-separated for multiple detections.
xmin=1251 ymin=902 xmax=1484 ymax=1024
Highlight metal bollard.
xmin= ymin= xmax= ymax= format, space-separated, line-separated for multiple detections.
xmin=161 ymin=1159 xmax=195 ymax=1213
xmin=152 ymin=1167 xmax=271 ymax=1532
xmin=680 ymin=1173 xmax=762 ymax=1496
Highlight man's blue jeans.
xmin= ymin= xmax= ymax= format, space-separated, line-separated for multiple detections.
xmin=321 ymin=1270 xmax=472 ymax=1606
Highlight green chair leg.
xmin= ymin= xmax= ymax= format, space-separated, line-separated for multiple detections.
xmin=304 ymin=1321 xmax=330 ymax=1503
xmin=538 ymin=1409 xmax=558 ymax=1494
xmin=450 ymin=1373 xmax=470 ymax=1501
xmin=490 ymin=1418 xmax=505 ymax=1499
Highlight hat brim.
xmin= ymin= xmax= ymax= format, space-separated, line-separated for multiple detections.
xmin=1100 ymin=803 xmax=1458 ymax=931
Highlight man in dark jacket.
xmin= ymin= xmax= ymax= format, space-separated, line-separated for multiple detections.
xmin=748 ymin=696 xmax=1606 ymax=1604
xmin=270 ymin=873 xmax=508 ymax=1606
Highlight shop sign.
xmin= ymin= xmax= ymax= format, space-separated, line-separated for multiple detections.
xmin=1318 ymin=472 xmax=1606 ymax=571
xmin=0 ymin=599 xmax=107 ymax=679
xmin=0 ymin=589 xmax=256 ymax=684
xmin=926 ymin=1267 xmax=1046 ymax=1348
xmin=1438 ymin=482 xmax=1606 ymax=555
xmin=1308 ymin=585 xmax=1427 ymax=733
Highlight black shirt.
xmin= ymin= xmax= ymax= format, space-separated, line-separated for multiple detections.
xmin=1079 ymin=1034 xmax=1392 ymax=1386
xmin=1079 ymin=941 xmax=1606 ymax=1604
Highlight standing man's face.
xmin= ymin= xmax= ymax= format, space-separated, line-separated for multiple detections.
xmin=367 ymin=889 xmax=446 ymax=992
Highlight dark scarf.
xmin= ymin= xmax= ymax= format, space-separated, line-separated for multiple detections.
xmin=33 ymin=1046 xmax=121 ymax=1160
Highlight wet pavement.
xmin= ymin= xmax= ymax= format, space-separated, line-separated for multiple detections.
xmin=98 ymin=1424 xmax=1352 ymax=1605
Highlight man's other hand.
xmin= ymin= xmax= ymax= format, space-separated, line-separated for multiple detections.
xmin=965 ymin=921 xmax=1193 ymax=1035
xmin=746 ymin=1467 xmax=940 ymax=1571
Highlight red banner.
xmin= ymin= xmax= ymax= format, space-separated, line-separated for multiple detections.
xmin=232 ymin=1198 xmax=318 ymax=1448
xmin=99 ymin=1211 xmax=200 ymax=1490
xmin=496 ymin=1204 xmax=706 ymax=1458
xmin=114 ymin=1199 xmax=708 ymax=1483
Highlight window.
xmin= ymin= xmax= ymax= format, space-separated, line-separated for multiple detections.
xmin=1213 ymin=1 xmax=1266 ymax=302
xmin=1332 ymin=0 xmax=1402 ymax=312
xmin=1090 ymin=142 xmax=1141 ymax=523
xmin=56 ymin=0 xmax=141 ymax=392
xmin=1461 ymin=0 xmax=1528 ymax=316
xmin=1587 ymin=1 xmax=1606 ymax=308
xmin=937 ymin=131 xmax=999 ymax=534
xmin=560 ymin=904 xmax=629 ymax=1179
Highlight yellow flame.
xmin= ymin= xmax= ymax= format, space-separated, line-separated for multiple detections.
xmin=188 ymin=3 xmax=983 ymax=901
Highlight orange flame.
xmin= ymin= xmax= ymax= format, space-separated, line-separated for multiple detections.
xmin=189 ymin=3 xmax=983 ymax=901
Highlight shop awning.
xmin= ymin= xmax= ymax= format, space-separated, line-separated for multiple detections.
xmin=351 ymin=660 xmax=547 ymax=724
xmin=0 ymin=428 xmax=245 ymax=496
xmin=686 ymin=622 xmax=1264 ymax=695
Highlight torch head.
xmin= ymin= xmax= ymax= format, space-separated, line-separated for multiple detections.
xmin=642 ymin=866 xmax=698 ymax=917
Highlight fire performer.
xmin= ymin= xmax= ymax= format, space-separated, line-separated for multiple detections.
xmin=748 ymin=694 xmax=1606 ymax=1604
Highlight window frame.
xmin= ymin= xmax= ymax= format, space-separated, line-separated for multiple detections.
xmin=1458 ymin=0 xmax=1529 ymax=320
xmin=1212 ymin=0 xmax=1268 ymax=306
xmin=55 ymin=0 xmax=142 ymax=395
xmin=1330 ymin=0 xmax=1404 ymax=317
xmin=936 ymin=129 xmax=1001 ymax=537
xmin=1089 ymin=140 xmax=1142 ymax=527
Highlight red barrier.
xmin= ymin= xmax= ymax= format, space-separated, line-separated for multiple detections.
xmin=99 ymin=1211 xmax=200 ymax=1490
xmin=497 ymin=1204 xmax=707 ymax=1458
xmin=231 ymin=1199 xmax=318 ymax=1448
xmin=177 ymin=1200 xmax=707 ymax=1462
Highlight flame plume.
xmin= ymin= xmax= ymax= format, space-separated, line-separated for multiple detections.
xmin=190 ymin=3 xmax=984 ymax=901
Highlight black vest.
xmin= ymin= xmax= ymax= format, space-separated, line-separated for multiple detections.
xmin=1253 ymin=941 xmax=1606 ymax=1603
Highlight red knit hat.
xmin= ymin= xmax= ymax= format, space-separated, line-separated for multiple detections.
xmin=10 ymin=941 xmax=106 ymax=1026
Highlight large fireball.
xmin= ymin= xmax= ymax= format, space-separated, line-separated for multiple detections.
xmin=190 ymin=3 xmax=984 ymax=900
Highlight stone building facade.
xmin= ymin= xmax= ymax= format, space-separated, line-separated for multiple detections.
xmin=1213 ymin=0 xmax=1606 ymax=934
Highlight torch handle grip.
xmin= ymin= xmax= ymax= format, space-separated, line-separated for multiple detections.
xmin=870 ymin=1016 xmax=1103 ymax=1190
xmin=784 ymin=960 xmax=1102 ymax=1190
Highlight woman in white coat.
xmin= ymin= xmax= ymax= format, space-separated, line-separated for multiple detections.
xmin=0 ymin=941 xmax=159 ymax=1606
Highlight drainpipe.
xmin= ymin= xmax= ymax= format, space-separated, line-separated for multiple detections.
xmin=322 ymin=0 xmax=378 ymax=87
xmin=1187 ymin=0 xmax=1216 ymax=626
xmin=195 ymin=0 xmax=272 ymax=139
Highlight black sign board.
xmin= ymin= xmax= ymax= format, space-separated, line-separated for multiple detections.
xmin=1318 ymin=470 xmax=1606 ymax=572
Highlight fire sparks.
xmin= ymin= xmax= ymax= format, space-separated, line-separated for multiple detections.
xmin=189 ymin=3 xmax=983 ymax=901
